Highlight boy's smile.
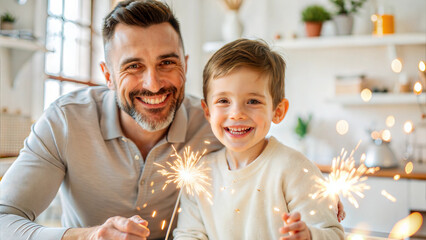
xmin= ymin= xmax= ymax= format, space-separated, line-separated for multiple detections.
xmin=202 ymin=67 xmax=288 ymax=168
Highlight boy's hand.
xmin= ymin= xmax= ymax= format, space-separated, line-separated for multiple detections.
xmin=337 ymin=198 xmax=346 ymax=222
xmin=279 ymin=212 xmax=311 ymax=240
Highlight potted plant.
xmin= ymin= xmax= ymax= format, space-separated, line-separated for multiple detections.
xmin=330 ymin=0 xmax=366 ymax=35
xmin=301 ymin=5 xmax=331 ymax=37
xmin=1 ymin=11 xmax=16 ymax=30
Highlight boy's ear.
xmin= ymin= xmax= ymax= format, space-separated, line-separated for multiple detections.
xmin=201 ymin=99 xmax=211 ymax=122
xmin=272 ymin=98 xmax=289 ymax=124
xmin=100 ymin=61 xmax=114 ymax=90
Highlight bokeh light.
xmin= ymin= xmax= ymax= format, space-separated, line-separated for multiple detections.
xmin=381 ymin=129 xmax=392 ymax=142
xmin=360 ymin=88 xmax=372 ymax=102
xmin=414 ymin=81 xmax=423 ymax=95
xmin=386 ymin=115 xmax=395 ymax=127
xmin=403 ymin=121 xmax=414 ymax=134
xmin=336 ymin=120 xmax=349 ymax=135
xmin=405 ymin=162 xmax=413 ymax=174
xmin=419 ymin=60 xmax=426 ymax=72
xmin=389 ymin=212 xmax=423 ymax=239
xmin=391 ymin=58 xmax=403 ymax=73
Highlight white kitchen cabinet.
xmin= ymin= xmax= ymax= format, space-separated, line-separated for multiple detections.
xmin=409 ymin=179 xmax=426 ymax=211
xmin=340 ymin=177 xmax=410 ymax=234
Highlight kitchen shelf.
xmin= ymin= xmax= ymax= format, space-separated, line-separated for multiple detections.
xmin=0 ymin=35 xmax=47 ymax=51
xmin=203 ymin=32 xmax=426 ymax=53
xmin=0 ymin=35 xmax=47 ymax=87
xmin=328 ymin=92 xmax=425 ymax=106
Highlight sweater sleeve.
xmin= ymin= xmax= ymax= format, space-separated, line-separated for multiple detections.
xmin=173 ymin=190 xmax=209 ymax=240
xmin=283 ymin=152 xmax=345 ymax=240
xmin=0 ymin=103 xmax=70 ymax=240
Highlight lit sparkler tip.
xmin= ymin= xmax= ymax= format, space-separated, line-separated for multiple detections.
xmin=312 ymin=142 xmax=376 ymax=208
xmin=381 ymin=190 xmax=397 ymax=202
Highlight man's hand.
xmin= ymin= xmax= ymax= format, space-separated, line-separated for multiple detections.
xmin=279 ymin=212 xmax=311 ymax=240
xmin=62 ymin=215 xmax=150 ymax=240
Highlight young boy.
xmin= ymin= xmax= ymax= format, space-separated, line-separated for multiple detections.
xmin=173 ymin=39 xmax=344 ymax=240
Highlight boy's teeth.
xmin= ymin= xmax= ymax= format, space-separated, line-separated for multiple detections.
xmin=141 ymin=95 xmax=167 ymax=104
xmin=227 ymin=127 xmax=251 ymax=135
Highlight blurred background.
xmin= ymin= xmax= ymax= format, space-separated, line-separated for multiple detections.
xmin=0 ymin=0 xmax=425 ymax=239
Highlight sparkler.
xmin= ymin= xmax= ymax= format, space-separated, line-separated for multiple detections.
xmin=311 ymin=141 xmax=379 ymax=208
xmin=154 ymin=145 xmax=211 ymax=240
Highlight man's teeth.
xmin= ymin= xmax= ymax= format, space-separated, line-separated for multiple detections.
xmin=141 ymin=95 xmax=167 ymax=104
xmin=227 ymin=127 xmax=252 ymax=135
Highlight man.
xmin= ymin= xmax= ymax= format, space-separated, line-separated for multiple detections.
xmin=0 ymin=1 xmax=221 ymax=239
xmin=0 ymin=1 xmax=344 ymax=240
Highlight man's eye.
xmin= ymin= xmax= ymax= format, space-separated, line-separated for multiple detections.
xmin=127 ymin=64 xmax=139 ymax=69
xmin=247 ymin=99 xmax=261 ymax=104
xmin=161 ymin=60 xmax=176 ymax=66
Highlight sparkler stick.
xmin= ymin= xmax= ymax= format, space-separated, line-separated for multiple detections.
xmin=311 ymin=141 xmax=379 ymax=208
xmin=154 ymin=145 xmax=211 ymax=240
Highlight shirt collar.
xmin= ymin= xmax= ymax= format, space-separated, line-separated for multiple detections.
xmin=100 ymin=90 xmax=123 ymax=140
xmin=100 ymin=90 xmax=188 ymax=143
xmin=166 ymin=102 xmax=188 ymax=143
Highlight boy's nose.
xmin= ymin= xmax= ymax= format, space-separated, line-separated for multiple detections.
xmin=230 ymin=106 xmax=247 ymax=120
xmin=142 ymin=68 xmax=163 ymax=93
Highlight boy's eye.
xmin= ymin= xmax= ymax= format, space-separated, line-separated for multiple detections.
xmin=247 ymin=99 xmax=261 ymax=104
xmin=216 ymin=98 xmax=229 ymax=104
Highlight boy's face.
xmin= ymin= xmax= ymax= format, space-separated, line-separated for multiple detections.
xmin=202 ymin=67 xmax=288 ymax=154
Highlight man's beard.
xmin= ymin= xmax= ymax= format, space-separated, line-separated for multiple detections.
xmin=116 ymin=86 xmax=184 ymax=132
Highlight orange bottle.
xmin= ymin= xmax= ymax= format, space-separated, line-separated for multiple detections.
xmin=372 ymin=4 xmax=395 ymax=35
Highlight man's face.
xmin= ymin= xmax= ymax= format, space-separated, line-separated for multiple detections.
xmin=102 ymin=23 xmax=187 ymax=132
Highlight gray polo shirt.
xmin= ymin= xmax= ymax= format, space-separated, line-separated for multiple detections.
xmin=0 ymin=86 xmax=222 ymax=240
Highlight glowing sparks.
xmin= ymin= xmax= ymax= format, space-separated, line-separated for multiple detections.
xmin=360 ymin=88 xmax=372 ymax=102
xmin=336 ymin=120 xmax=349 ymax=135
xmin=391 ymin=58 xmax=403 ymax=73
xmin=414 ymin=81 xmax=423 ymax=95
xmin=235 ymin=209 xmax=240 ymax=213
xmin=178 ymin=208 xmax=182 ymax=213
xmin=152 ymin=211 xmax=157 ymax=218
xmin=385 ymin=115 xmax=395 ymax=127
xmin=136 ymin=206 xmax=141 ymax=211
xmin=393 ymin=174 xmax=400 ymax=180
xmin=311 ymin=142 xmax=379 ymax=208
xmin=155 ymin=145 xmax=212 ymax=240
xmin=142 ymin=203 xmax=147 ymax=208
xmin=204 ymin=140 xmax=211 ymax=144
xmin=303 ymin=168 xmax=309 ymax=173
xmin=155 ymin=145 xmax=211 ymax=198
xmin=405 ymin=162 xmax=413 ymax=174
xmin=161 ymin=220 xmax=166 ymax=230
xmin=403 ymin=121 xmax=414 ymax=134
xmin=274 ymin=207 xmax=280 ymax=212
xmin=381 ymin=190 xmax=397 ymax=202
xmin=150 ymin=181 xmax=154 ymax=187
xmin=389 ymin=212 xmax=423 ymax=239
xmin=309 ymin=210 xmax=316 ymax=215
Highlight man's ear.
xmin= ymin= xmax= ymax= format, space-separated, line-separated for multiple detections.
xmin=201 ymin=99 xmax=210 ymax=122
xmin=184 ymin=55 xmax=189 ymax=73
xmin=100 ymin=61 xmax=114 ymax=90
xmin=272 ymin=98 xmax=289 ymax=124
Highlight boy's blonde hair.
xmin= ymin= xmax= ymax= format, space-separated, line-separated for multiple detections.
xmin=203 ymin=38 xmax=286 ymax=108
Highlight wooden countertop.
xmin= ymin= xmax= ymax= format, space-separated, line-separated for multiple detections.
xmin=316 ymin=163 xmax=426 ymax=180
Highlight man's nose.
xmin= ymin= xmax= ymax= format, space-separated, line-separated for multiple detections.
xmin=142 ymin=68 xmax=163 ymax=93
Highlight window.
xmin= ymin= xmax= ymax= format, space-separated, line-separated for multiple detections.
xmin=44 ymin=0 xmax=106 ymax=109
